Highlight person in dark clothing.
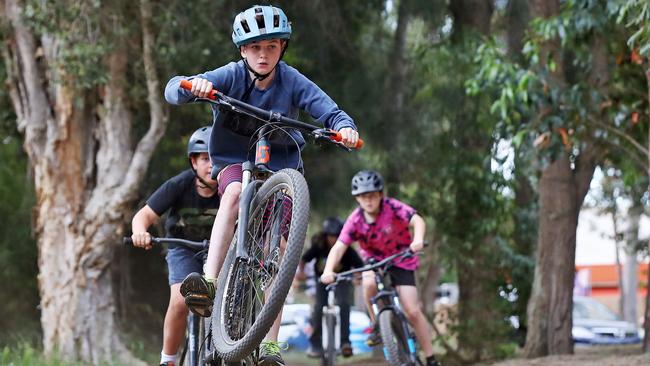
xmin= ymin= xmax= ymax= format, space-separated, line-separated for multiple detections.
xmin=131 ymin=126 xmax=219 ymax=366
xmin=295 ymin=217 xmax=363 ymax=358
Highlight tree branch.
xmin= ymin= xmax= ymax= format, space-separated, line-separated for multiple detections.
xmin=588 ymin=118 xmax=649 ymax=160
xmin=5 ymin=0 xmax=50 ymax=160
xmin=114 ymin=0 xmax=168 ymax=207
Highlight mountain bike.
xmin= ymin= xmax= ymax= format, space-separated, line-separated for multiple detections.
xmin=320 ymin=277 xmax=351 ymax=366
xmin=178 ymin=80 xmax=363 ymax=364
xmin=123 ymin=236 xmax=219 ymax=366
xmin=333 ymin=248 xmax=424 ymax=366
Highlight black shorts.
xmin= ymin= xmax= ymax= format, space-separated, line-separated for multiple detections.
xmin=387 ymin=267 xmax=416 ymax=287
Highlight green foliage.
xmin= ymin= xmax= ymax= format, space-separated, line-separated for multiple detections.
xmin=22 ymin=0 xmax=121 ymax=88
xmin=611 ymin=0 xmax=650 ymax=56
xmin=0 ymin=342 xmax=134 ymax=366
xmin=0 ymin=53 xmax=39 ymax=344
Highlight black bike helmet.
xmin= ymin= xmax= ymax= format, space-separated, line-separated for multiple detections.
xmin=351 ymin=170 xmax=384 ymax=196
xmin=322 ymin=217 xmax=343 ymax=236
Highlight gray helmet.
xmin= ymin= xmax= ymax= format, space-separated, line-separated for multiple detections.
xmin=351 ymin=170 xmax=384 ymax=196
xmin=187 ymin=126 xmax=211 ymax=158
xmin=322 ymin=217 xmax=343 ymax=236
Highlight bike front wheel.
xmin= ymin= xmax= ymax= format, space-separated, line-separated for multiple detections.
xmin=379 ymin=309 xmax=414 ymax=366
xmin=212 ymin=169 xmax=309 ymax=361
xmin=321 ymin=312 xmax=337 ymax=366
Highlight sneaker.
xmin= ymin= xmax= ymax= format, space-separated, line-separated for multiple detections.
xmin=306 ymin=346 xmax=322 ymax=358
xmin=159 ymin=362 xmax=175 ymax=366
xmin=180 ymin=272 xmax=215 ymax=317
xmin=258 ymin=341 xmax=287 ymax=366
xmin=426 ymin=356 xmax=441 ymax=366
xmin=340 ymin=342 xmax=353 ymax=358
xmin=366 ymin=328 xmax=382 ymax=347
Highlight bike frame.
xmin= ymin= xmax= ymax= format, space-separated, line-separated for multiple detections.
xmin=334 ymin=249 xmax=421 ymax=365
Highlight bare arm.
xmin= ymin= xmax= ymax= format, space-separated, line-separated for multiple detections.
xmin=409 ymin=213 xmax=426 ymax=252
xmin=295 ymin=260 xmax=307 ymax=281
xmin=320 ymin=241 xmax=349 ymax=284
xmin=130 ymin=205 xmax=160 ymax=250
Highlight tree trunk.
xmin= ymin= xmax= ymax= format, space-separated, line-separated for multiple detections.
xmin=619 ymin=201 xmax=640 ymax=324
xmin=418 ymin=234 xmax=441 ymax=319
xmin=522 ymin=0 xmax=607 ymax=357
xmin=449 ymin=0 xmax=494 ymax=39
xmin=381 ymin=0 xmax=412 ymax=186
xmin=611 ymin=210 xmax=625 ymax=317
xmin=3 ymin=0 xmax=166 ymax=363
xmin=524 ymin=152 xmax=595 ymax=357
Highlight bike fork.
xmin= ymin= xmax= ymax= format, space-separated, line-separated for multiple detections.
xmin=235 ymin=162 xmax=254 ymax=260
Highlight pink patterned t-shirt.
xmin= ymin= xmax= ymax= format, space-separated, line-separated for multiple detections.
xmin=338 ymin=197 xmax=418 ymax=270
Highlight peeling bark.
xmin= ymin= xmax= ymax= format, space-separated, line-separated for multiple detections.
xmin=3 ymin=0 xmax=167 ymax=363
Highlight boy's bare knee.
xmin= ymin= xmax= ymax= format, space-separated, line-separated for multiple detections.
xmin=362 ymin=278 xmax=377 ymax=296
xmin=404 ymin=306 xmax=421 ymax=323
xmin=221 ymin=183 xmax=242 ymax=209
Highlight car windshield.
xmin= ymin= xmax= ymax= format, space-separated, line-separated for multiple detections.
xmin=573 ymin=298 xmax=620 ymax=321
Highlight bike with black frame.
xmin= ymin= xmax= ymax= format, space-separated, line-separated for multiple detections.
xmin=177 ymin=80 xmax=363 ymax=365
xmin=123 ymin=236 xmax=222 ymax=366
xmin=331 ymin=248 xmax=425 ymax=366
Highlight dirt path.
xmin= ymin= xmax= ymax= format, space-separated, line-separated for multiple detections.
xmin=285 ymin=345 xmax=650 ymax=366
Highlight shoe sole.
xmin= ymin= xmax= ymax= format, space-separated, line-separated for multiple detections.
xmin=180 ymin=274 xmax=213 ymax=317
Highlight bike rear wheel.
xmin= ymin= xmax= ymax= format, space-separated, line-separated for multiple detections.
xmin=379 ymin=309 xmax=412 ymax=366
xmin=212 ymin=169 xmax=309 ymax=361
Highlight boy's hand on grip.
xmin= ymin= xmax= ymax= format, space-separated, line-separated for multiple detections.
xmin=338 ymin=127 xmax=360 ymax=149
xmin=320 ymin=271 xmax=336 ymax=285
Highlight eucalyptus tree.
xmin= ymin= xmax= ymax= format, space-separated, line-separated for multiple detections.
xmin=1 ymin=0 xmax=167 ymax=363
xmin=469 ymin=0 xmax=650 ymax=356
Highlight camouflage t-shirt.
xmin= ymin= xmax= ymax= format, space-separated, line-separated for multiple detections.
xmin=147 ymin=169 xmax=219 ymax=242
xmin=338 ymin=197 xmax=418 ymax=270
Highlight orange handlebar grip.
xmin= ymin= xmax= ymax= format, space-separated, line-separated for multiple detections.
xmin=332 ymin=131 xmax=364 ymax=149
xmin=179 ymin=79 xmax=217 ymax=100
xmin=180 ymin=79 xmax=193 ymax=90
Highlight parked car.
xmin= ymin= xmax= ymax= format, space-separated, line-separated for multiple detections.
xmin=572 ymin=296 xmax=642 ymax=345
xmin=278 ymin=303 xmax=373 ymax=354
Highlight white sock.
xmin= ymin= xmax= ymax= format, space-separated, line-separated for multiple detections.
xmin=160 ymin=352 xmax=177 ymax=364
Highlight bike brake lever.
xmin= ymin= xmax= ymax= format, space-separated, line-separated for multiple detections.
xmin=312 ymin=129 xmax=352 ymax=152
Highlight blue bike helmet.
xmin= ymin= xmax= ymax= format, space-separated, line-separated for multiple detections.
xmin=232 ymin=5 xmax=292 ymax=48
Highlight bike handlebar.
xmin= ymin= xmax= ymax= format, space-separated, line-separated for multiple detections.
xmin=123 ymin=236 xmax=209 ymax=252
xmin=179 ymin=79 xmax=364 ymax=150
xmin=327 ymin=242 xmax=429 ymax=288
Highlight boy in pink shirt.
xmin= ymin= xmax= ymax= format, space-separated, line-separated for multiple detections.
xmin=321 ymin=170 xmax=439 ymax=366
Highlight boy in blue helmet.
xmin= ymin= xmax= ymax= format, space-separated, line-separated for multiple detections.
xmin=164 ymin=5 xmax=359 ymax=366
xmin=131 ymin=127 xmax=219 ymax=366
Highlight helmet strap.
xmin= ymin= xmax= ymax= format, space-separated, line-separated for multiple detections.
xmin=189 ymin=156 xmax=217 ymax=191
xmin=240 ymin=40 xmax=290 ymax=101
xmin=195 ymin=174 xmax=217 ymax=191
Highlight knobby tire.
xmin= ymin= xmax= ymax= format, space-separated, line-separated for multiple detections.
xmin=321 ymin=313 xmax=337 ymax=366
xmin=379 ymin=309 xmax=412 ymax=366
xmin=211 ymin=169 xmax=309 ymax=361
